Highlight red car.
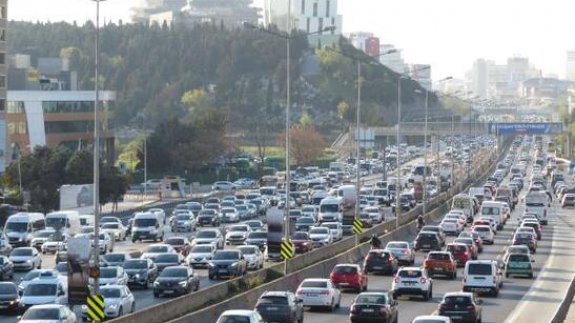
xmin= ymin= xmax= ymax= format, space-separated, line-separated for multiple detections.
xmin=291 ymin=232 xmax=313 ymax=254
xmin=329 ymin=263 xmax=368 ymax=293
xmin=446 ymin=243 xmax=471 ymax=267
xmin=164 ymin=236 xmax=191 ymax=256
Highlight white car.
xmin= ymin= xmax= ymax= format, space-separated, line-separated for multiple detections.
xmin=221 ymin=207 xmax=240 ymax=223
xmin=18 ymin=270 xmax=61 ymax=295
xmin=384 ymin=241 xmax=415 ymax=265
xmin=237 ymin=245 xmax=264 ymax=270
xmin=9 ymin=247 xmax=42 ymax=271
xmin=31 ymin=229 xmax=57 ymax=250
xmin=295 ymin=278 xmax=341 ymax=311
xmin=101 ymin=222 xmax=127 ymax=241
xmin=321 ymin=222 xmax=343 ymax=241
xmin=225 ymin=224 xmax=252 ymax=245
xmin=301 ymin=206 xmax=319 ymax=220
xmin=186 ymin=244 xmax=217 ymax=268
xmin=364 ymin=207 xmax=384 ymax=223
xmin=216 ymin=310 xmax=265 ymax=323
xmin=212 ymin=181 xmax=237 ymax=191
xmin=440 ymin=219 xmax=462 ymax=236
xmin=193 ymin=229 xmax=224 ymax=249
xmin=471 ymin=225 xmax=494 ymax=245
xmin=308 ymin=227 xmax=333 ymax=248
xmin=82 ymin=285 xmax=135 ymax=319
xmin=41 ymin=239 xmax=67 ymax=255
xmin=98 ymin=266 xmax=129 ymax=286
xmin=445 ymin=213 xmax=466 ymax=227
xmin=391 ymin=267 xmax=433 ymax=301
xmin=21 ymin=278 xmax=67 ymax=307
xmin=76 ymin=233 xmax=114 ymax=254
xmin=100 ymin=216 xmax=123 ymax=226
xmin=20 ymin=304 xmax=76 ymax=323
xmin=412 ymin=315 xmax=452 ymax=323
xmin=140 ymin=244 xmax=177 ymax=260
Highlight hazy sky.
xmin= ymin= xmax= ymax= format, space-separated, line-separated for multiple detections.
xmin=8 ymin=0 xmax=575 ymax=80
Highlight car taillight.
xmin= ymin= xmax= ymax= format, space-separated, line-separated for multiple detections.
xmin=320 ymin=290 xmax=330 ymax=295
xmin=350 ymin=305 xmax=357 ymax=314
xmin=420 ymin=277 xmax=427 ymax=284
xmin=463 ymin=276 xmax=467 ymax=283
xmin=493 ymin=276 xmax=497 ymax=284
xmin=467 ymin=305 xmax=476 ymax=313
xmin=379 ymin=306 xmax=389 ymax=315
xmin=296 ymin=289 xmax=304 ymax=295
xmin=394 ymin=276 xmax=400 ymax=283
xmin=403 ymin=250 xmax=409 ymax=255
xmin=440 ymin=303 xmax=450 ymax=310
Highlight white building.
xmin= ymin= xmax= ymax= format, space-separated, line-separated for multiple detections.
xmin=347 ymin=32 xmax=372 ymax=52
xmin=264 ymin=0 xmax=342 ymax=48
xmin=567 ymin=51 xmax=575 ymax=81
xmin=411 ymin=64 xmax=431 ymax=91
xmin=379 ymin=44 xmax=407 ymax=74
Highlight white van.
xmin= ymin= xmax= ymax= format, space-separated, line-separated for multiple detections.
xmin=20 ymin=277 xmax=67 ymax=308
xmin=463 ymin=260 xmax=503 ymax=296
xmin=45 ymin=211 xmax=82 ymax=237
xmin=451 ymin=195 xmax=475 ymax=221
xmin=525 ymin=192 xmax=549 ymax=225
xmin=148 ymin=208 xmax=166 ymax=225
xmin=479 ymin=201 xmax=506 ymax=230
xmin=318 ymin=196 xmax=343 ymax=222
xmin=131 ymin=212 xmax=164 ymax=242
xmin=79 ymin=214 xmax=95 ymax=227
xmin=4 ymin=213 xmax=46 ymax=247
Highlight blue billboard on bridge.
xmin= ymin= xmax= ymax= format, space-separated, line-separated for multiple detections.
xmin=489 ymin=122 xmax=563 ymax=135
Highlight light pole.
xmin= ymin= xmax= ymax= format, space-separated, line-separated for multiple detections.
xmin=91 ymin=0 xmax=105 ymax=294
xmin=10 ymin=143 xmax=22 ymax=198
xmin=143 ymin=116 xmax=148 ymax=204
xmin=244 ymin=14 xmax=336 ymax=273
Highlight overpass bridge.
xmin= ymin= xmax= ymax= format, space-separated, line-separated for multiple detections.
xmin=367 ymin=121 xmax=488 ymax=137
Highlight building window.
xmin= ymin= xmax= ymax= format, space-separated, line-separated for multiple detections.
xmin=326 ymin=0 xmax=330 ymax=17
xmin=306 ymin=18 xmax=310 ymax=33
xmin=44 ymin=121 xmax=94 ymax=134
xmin=0 ymin=53 xmax=4 ymax=64
xmin=318 ymin=18 xmax=323 ymax=34
xmin=42 ymin=101 xmax=95 ymax=113
xmin=0 ymin=75 xmax=5 ymax=88
xmin=331 ymin=18 xmax=335 ymax=34
xmin=0 ymin=6 xmax=5 ymax=19
xmin=8 ymin=121 xmax=27 ymax=135
xmin=7 ymin=101 xmax=24 ymax=114
xmin=301 ymin=0 xmax=305 ymax=14
xmin=313 ymin=2 xmax=318 ymax=17
xmin=0 ymin=29 xmax=5 ymax=42
xmin=0 ymin=99 xmax=5 ymax=112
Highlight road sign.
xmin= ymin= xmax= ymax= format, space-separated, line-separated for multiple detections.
xmin=86 ymin=294 xmax=105 ymax=322
xmin=489 ymin=122 xmax=563 ymax=135
xmin=280 ymin=241 xmax=294 ymax=260
xmin=353 ymin=219 xmax=363 ymax=234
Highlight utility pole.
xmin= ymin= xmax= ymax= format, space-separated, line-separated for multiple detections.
xmin=283 ymin=0 xmax=291 ymax=276
xmin=355 ymin=61 xmax=361 ymax=245
xmin=92 ymin=0 xmax=102 ymax=294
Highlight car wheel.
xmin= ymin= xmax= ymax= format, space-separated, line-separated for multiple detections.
xmin=131 ymin=302 xmax=136 ymax=313
xmin=153 ymin=292 xmax=159 ymax=298
xmin=132 ymin=239 xmax=137 ymax=243
xmin=37 ymin=260 xmax=42 ymax=269
xmin=329 ymin=298 xmax=336 ymax=312
xmin=118 ymin=307 xmax=123 ymax=317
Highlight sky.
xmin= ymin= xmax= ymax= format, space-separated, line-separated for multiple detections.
xmin=8 ymin=0 xmax=575 ymax=80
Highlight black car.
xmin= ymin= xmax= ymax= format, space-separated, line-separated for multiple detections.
xmin=124 ymin=259 xmax=159 ymax=289
xmin=350 ymin=292 xmax=398 ymax=323
xmin=197 ymin=210 xmax=221 ymax=227
xmin=363 ymin=250 xmax=398 ymax=275
xmin=0 ymin=256 xmax=14 ymax=280
xmin=208 ymin=250 xmax=247 ymax=280
xmin=103 ymin=253 xmax=131 ymax=267
xmin=255 ymin=291 xmax=304 ymax=323
xmin=152 ymin=253 xmax=183 ymax=273
xmin=153 ymin=266 xmax=199 ymax=297
xmin=0 ymin=282 xmax=19 ymax=314
xmin=414 ymin=232 xmax=442 ymax=251
xmin=438 ymin=292 xmax=482 ymax=323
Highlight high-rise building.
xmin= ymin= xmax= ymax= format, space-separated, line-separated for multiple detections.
xmin=411 ymin=64 xmax=431 ymax=91
xmin=181 ymin=0 xmax=261 ymax=28
xmin=471 ymin=58 xmax=489 ymax=99
xmin=0 ymin=0 xmax=6 ymax=172
xmin=131 ymin=0 xmax=187 ymax=23
xmin=347 ymin=32 xmax=372 ymax=52
xmin=264 ymin=0 xmax=342 ymax=48
xmin=379 ymin=44 xmax=407 ymax=74
xmin=567 ymin=51 xmax=575 ymax=81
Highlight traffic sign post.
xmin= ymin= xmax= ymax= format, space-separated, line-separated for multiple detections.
xmin=353 ymin=219 xmax=364 ymax=235
xmin=86 ymin=294 xmax=105 ymax=322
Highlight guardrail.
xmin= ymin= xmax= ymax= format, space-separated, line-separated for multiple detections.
xmin=109 ymin=144 xmax=506 ymax=323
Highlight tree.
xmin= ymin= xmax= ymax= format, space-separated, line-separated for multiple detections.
xmin=280 ymin=125 xmax=327 ymax=166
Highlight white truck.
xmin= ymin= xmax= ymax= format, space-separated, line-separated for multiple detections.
xmin=525 ymin=192 xmax=550 ymax=225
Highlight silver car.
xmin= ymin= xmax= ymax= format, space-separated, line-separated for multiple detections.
xmin=193 ymin=229 xmax=224 ymax=249
xmin=384 ymin=241 xmax=415 ymax=265
xmin=99 ymin=266 xmax=129 ymax=286
xmin=186 ymin=244 xmax=217 ymax=268
xmin=82 ymin=285 xmax=135 ymax=319
xmin=9 ymin=247 xmax=41 ymax=271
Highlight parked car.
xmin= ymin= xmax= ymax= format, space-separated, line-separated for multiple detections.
xmin=254 ymin=291 xmax=304 ymax=323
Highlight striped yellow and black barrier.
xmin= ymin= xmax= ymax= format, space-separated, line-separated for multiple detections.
xmin=86 ymin=294 xmax=105 ymax=322
xmin=280 ymin=240 xmax=295 ymax=260
xmin=353 ymin=219 xmax=363 ymax=234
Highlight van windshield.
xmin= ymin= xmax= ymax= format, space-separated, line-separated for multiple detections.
xmin=6 ymin=222 xmax=28 ymax=232
xmin=482 ymin=207 xmax=499 ymax=215
xmin=467 ymin=264 xmax=492 ymax=275
xmin=320 ymin=204 xmax=339 ymax=213
xmin=452 ymin=198 xmax=470 ymax=209
xmin=134 ymin=218 xmax=157 ymax=227
xmin=24 ymin=284 xmax=57 ymax=296
xmin=46 ymin=217 xmax=67 ymax=228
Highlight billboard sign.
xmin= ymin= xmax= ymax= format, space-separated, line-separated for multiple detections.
xmin=490 ymin=123 xmax=563 ymax=135
xmin=60 ymin=184 xmax=94 ymax=209
xmin=67 ymin=237 xmax=91 ymax=305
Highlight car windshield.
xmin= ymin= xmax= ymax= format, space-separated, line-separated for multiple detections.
xmin=123 ymin=260 xmax=146 ymax=269
xmin=238 ymin=247 xmax=256 ymax=255
xmin=160 ymin=268 xmax=188 ymax=277
xmin=445 ymin=296 xmax=472 ymax=305
xmin=134 ymin=218 xmax=157 ymax=226
xmin=474 ymin=226 xmax=489 ymax=232
xmin=155 ymin=254 xmax=179 ymax=262
xmin=320 ymin=204 xmax=339 ymax=213
xmin=355 ymin=294 xmax=388 ymax=304
xmin=199 ymin=210 xmax=216 ymax=216
xmin=22 ymin=308 xmax=60 ymax=320
xmin=0 ymin=284 xmax=16 ymax=294
xmin=12 ymin=248 xmax=33 ymax=256
xmin=508 ymin=254 xmax=530 ymax=262
xmin=176 ymin=215 xmax=190 ymax=220
xmin=101 ymin=288 xmax=122 ymax=298
xmin=333 ymin=266 xmax=357 ymax=274
xmin=259 ymin=295 xmax=288 ymax=304
xmin=453 ymin=198 xmax=470 ymax=208
xmin=292 ymin=232 xmax=308 ymax=240
xmin=35 ymin=231 xmax=54 ymax=238
xmin=104 ymin=254 xmax=125 ymax=262
xmin=398 ymin=270 xmax=422 ymax=278
xmin=100 ymin=268 xmax=118 ymax=278
xmin=197 ymin=231 xmax=217 ymax=238
xmin=192 ymin=246 xmax=213 ymax=253
xmin=368 ymin=251 xmax=390 ymax=260
xmin=214 ymin=251 xmax=239 ymax=260
xmin=25 ymin=284 xmax=57 ymax=296
xmin=146 ymin=246 xmax=168 ymax=253
xmin=301 ymin=280 xmax=327 ymax=288
xmin=166 ymin=238 xmax=185 ymax=245
xmin=6 ymin=222 xmax=28 ymax=232
xmin=310 ymin=228 xmax=329 ymax=234
xmin=468 ymin=264 xmax=492 ymax=275
xmin=102 ymin=223 xmax=120 ymax=229
xmin=229 ymin=226 xmax=248 ymax=232
xmin=297 ymin=217 xmax=314 ymax=223
xmin=248 ymin=232 xmax=267 ymax=239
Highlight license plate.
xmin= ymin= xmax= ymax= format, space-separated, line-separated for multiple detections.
xmin=339 ymin=283 xmax=349 ymax=286
xmin=163 ymin=290 xmax=174 ymax=294
xmin=218 ymin=270 xmax=228 ymax=274
xmin=434 ymin=267 xmax=442 ymax=271
xmin=362 ymin=308 xmax=375 ymax=313
xmin=266 ymin=307 xmax=278 ymax=311
xmin=423 ymin=245 xmax=430 ymax=248
xmin=373 ymin=266 xmax=382 ymax=270
xmin=451 ymin=316 xmax=462 ymax=319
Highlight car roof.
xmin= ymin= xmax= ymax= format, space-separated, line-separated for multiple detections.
xmin=261 ymin=291 xmax=291 ymax=297
xmin=443 ymin=291 xmax=474 ymax=298
xmin=221 ymin=310 xmax=256 ymax=316
xmin=302 ymin=278 xmax=329 ymax=282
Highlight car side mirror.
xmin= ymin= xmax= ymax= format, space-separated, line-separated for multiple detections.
xmin=17 ymin=316 xmax=22 ymax=321
xmin=476 ymin=299 xmax=483 ymax=305
xmin=58 ymin=290 xmax=65 ymax=296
